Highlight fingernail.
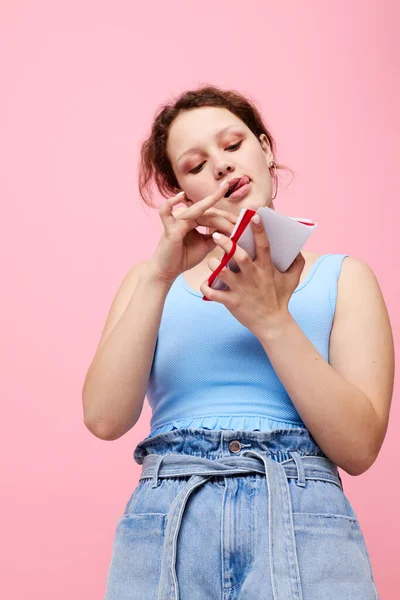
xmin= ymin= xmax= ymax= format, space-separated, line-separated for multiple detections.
xmin=212 ymin=232 xmax=221 ymax=239
xmin=252 ymin=214 xmax=261 ymax=224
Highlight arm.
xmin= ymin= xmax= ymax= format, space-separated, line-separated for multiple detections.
xmin=255 ymin=257 xmax=395 ymax=476
xmin=82 ymin=263 xmax=173 ymax=440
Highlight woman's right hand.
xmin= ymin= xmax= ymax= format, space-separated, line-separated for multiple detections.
xmin=149 ymin=181 xmax=235 ymax=284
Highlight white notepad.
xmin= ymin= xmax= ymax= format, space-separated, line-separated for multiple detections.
xmin=203 ymin=205 xmax=317 ymax=300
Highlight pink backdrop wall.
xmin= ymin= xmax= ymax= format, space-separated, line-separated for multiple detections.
xmin=1 ymin=1 xmax=398 ymax=598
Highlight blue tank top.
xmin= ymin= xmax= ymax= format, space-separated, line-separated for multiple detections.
xmin=145 ymin=253 xmax=349 ymax=438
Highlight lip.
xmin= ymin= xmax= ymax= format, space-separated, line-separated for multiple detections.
xmin=224 ymin=175 xmax=251 ymax=198
xmin=228 ymin=180 xmax=252 ymax=200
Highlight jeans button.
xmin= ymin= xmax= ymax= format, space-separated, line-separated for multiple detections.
xmin=229 ymin=440 xmax=242 ymax=453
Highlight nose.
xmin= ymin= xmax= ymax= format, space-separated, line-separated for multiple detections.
xmin=216 ymin=163 xmax=234 ymax=178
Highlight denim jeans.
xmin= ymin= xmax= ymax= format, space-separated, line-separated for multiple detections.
xmin=104 ymin=427 xmax=379 ymax=599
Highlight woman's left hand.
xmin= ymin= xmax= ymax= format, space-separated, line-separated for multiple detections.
xmin=200 ymin=215 xmax=306 ymax=337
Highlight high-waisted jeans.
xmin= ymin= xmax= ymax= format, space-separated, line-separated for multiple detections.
xmin=104 ymin=427 xmax=379 ymax=599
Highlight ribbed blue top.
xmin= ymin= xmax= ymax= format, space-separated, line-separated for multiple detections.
xmin=145 ymin=253 xmax=349 ymax=438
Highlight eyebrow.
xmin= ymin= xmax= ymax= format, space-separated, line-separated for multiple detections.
xmin=177 ymin=125 xmax=242 ymax=164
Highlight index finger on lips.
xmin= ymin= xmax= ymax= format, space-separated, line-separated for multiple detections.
xmin=176 ymin=181 xmax=229 ymax=221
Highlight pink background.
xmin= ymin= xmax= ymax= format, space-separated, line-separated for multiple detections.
xmin=1 ymin=1 xmax=398 ymax=598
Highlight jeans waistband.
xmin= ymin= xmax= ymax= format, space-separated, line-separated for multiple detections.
xmin=135 ymin=432 xmax=342 ymax=600
xmin=133 ymin=427 xmax=328 ymax=464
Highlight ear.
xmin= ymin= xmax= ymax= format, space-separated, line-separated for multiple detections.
xmin=259 ymin=134 xmax=274 ymax=163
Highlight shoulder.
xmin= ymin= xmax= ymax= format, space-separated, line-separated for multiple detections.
xmin=315 ymin=252 xmax=382 ymax=317
xmin=330 ymin=252 xmax=391 ymax=337
xmin=304 ymin=251 xmax=373 ymax=281
xmin=335 ymin=254 xmax=380 ymax=304
xmin=305 ymin=251 xmax=383 ymax=315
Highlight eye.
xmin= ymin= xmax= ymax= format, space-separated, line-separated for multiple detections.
xmin=226 ymin=141 xmax=242 ymax=151
xmin=188 ymin=141 xmax=242 ymax=174
xmin=189 ymin=162 xmax=205 ymax=175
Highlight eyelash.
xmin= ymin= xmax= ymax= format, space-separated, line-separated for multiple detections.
xmin=188 ymin=141 xmax=242 ymax=174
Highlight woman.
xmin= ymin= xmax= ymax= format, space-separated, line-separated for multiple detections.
xmin=83 ymin=86 xmax=394 ymax=599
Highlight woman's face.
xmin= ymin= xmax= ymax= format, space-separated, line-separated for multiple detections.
xmin=166 ymin=106 xmax=275 ymax=213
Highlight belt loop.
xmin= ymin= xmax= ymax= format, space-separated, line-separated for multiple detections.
xmin=151 ymin=453 xmax=171 ymax=488
xmin=289 ymin=451 xmax=306 ymax=487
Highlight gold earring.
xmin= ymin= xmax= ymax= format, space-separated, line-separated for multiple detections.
xmin=269 ymin=161 xmax=278 ymax=200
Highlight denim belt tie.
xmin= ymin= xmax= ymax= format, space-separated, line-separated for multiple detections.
xmin=138 ymin=450 xmax=342 ymax=600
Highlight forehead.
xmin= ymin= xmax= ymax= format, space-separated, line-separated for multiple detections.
xmin=166 ymin=107 xmax=247 ymax=163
